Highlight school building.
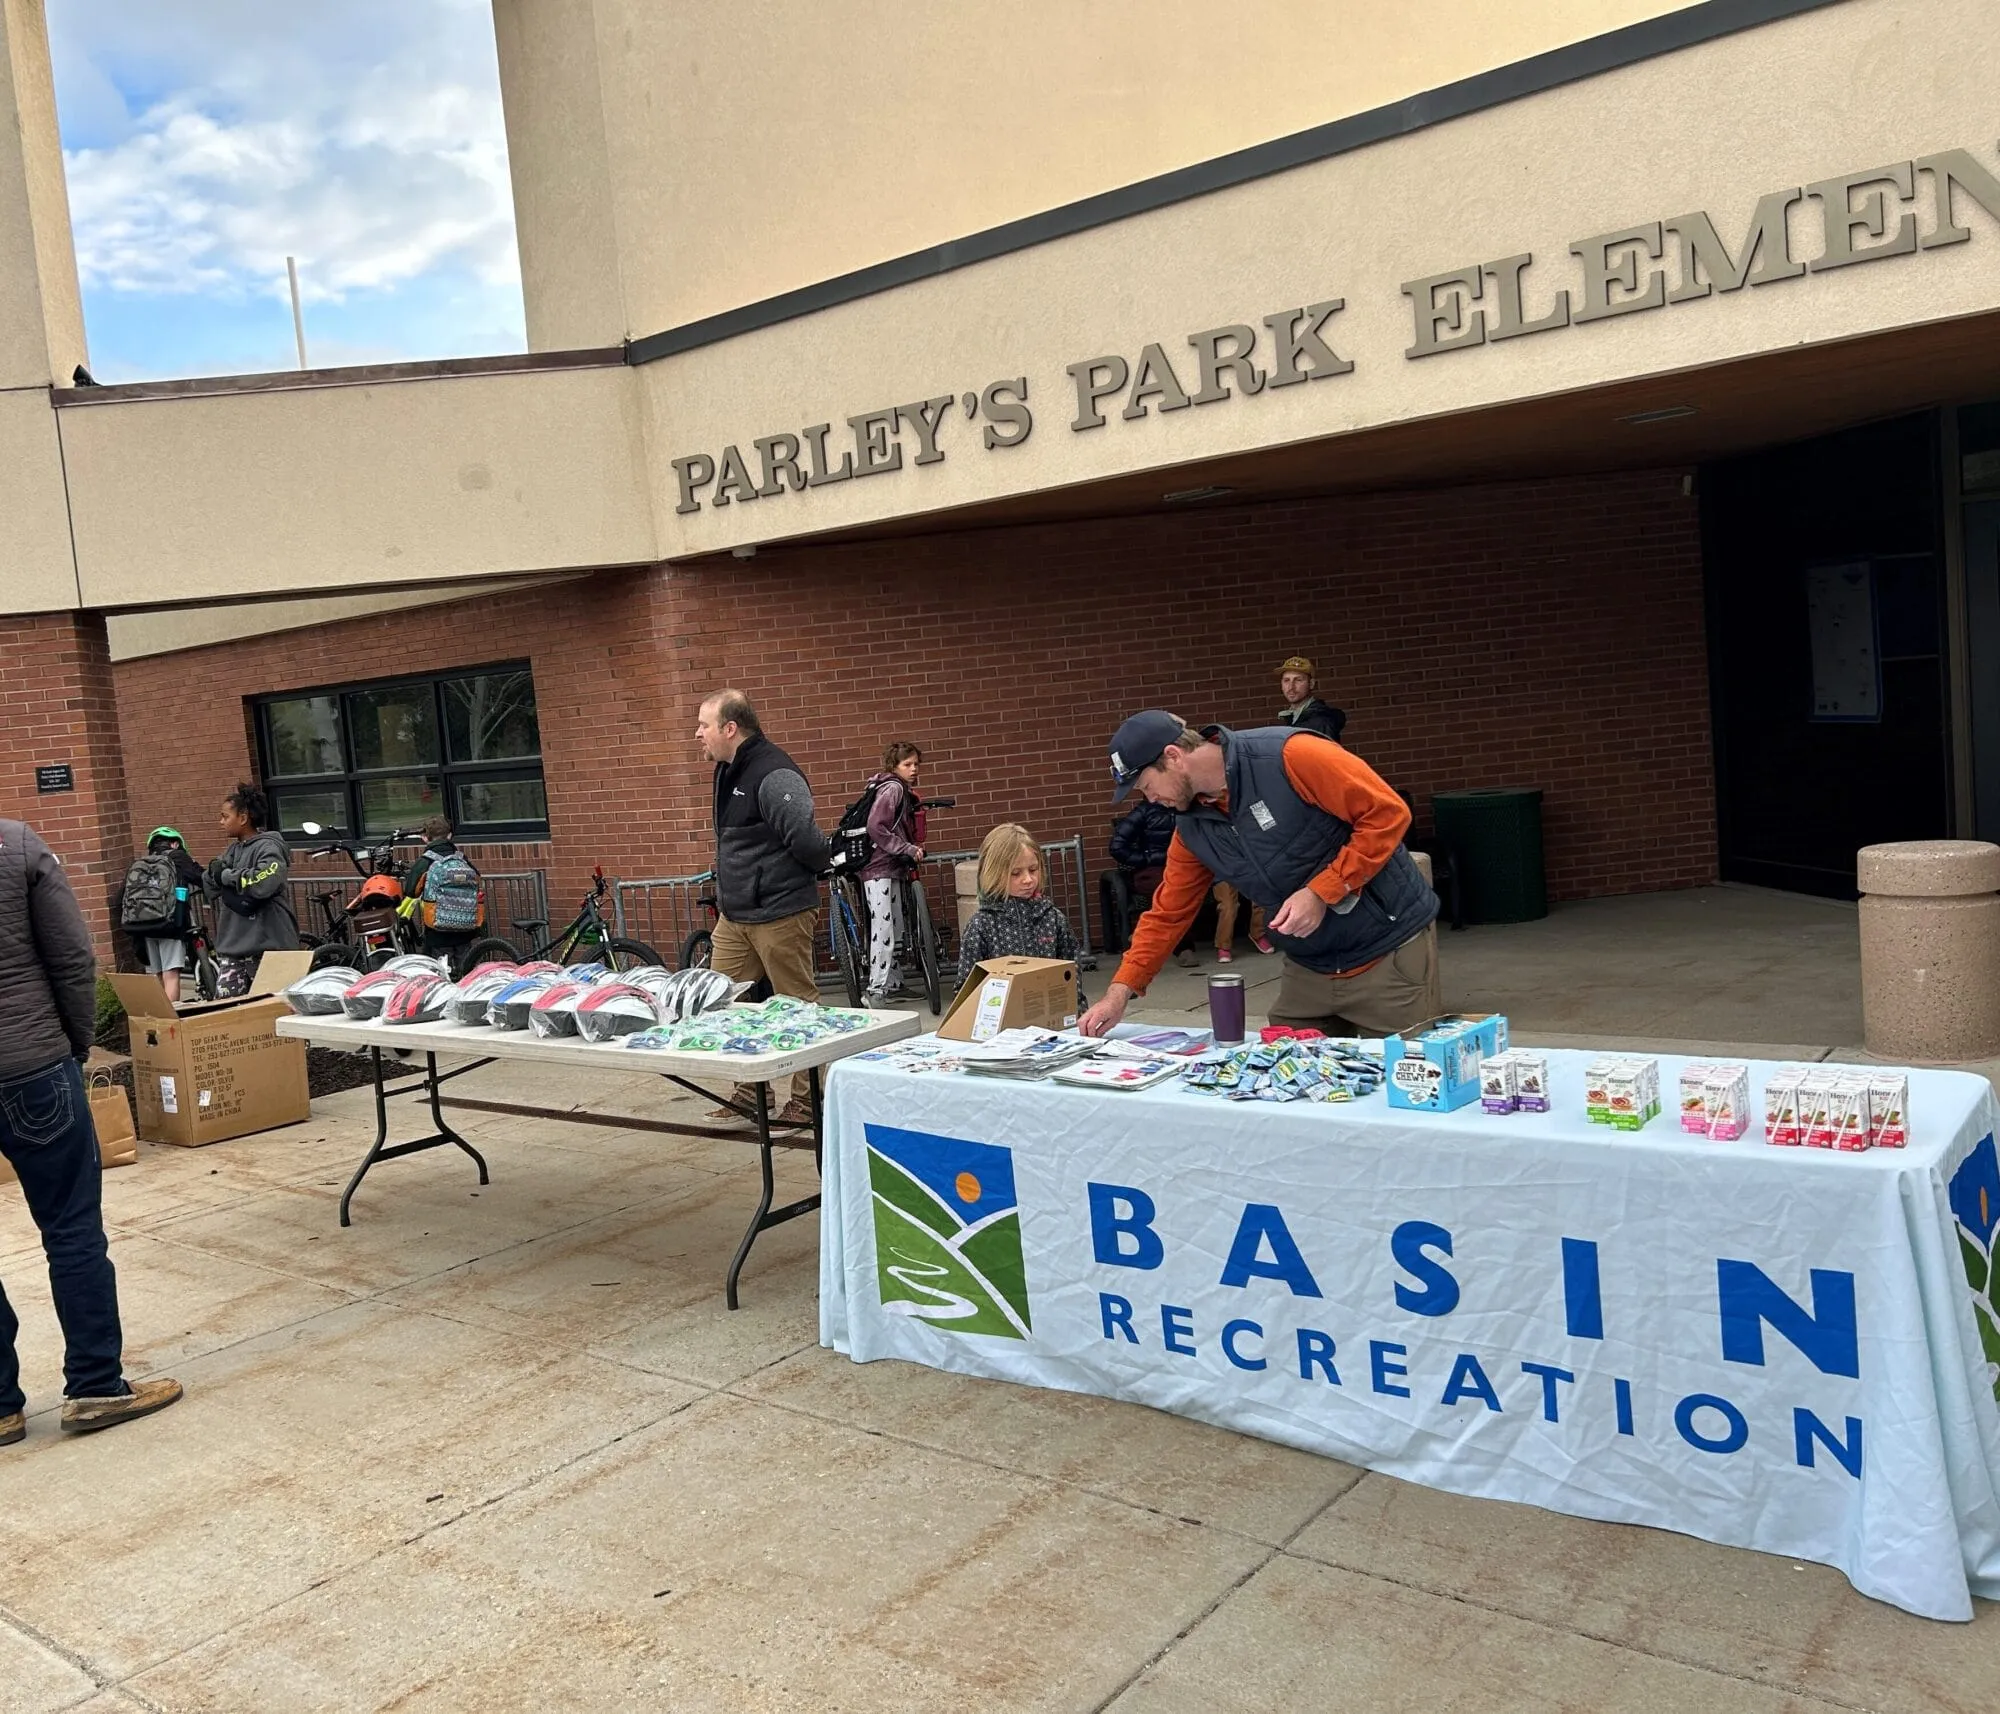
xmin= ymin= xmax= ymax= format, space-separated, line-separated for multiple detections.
xmin=3 ymin=0 xmax=1999 ymax=957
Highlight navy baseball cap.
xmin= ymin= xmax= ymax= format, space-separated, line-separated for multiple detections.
xmin=1109 ymin=710 xmax=1185 ymax=803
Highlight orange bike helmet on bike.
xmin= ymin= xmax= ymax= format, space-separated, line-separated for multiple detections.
xmin=348 ymin=874 xmax=404 ymax=914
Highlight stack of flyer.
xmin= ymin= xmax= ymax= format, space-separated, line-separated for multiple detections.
xmin=956 ymin=1029 xmax=1098 ymax=1080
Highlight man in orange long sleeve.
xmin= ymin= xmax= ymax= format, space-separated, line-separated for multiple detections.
xmin=1078 ymin=710 xmax=1440 ymax=1037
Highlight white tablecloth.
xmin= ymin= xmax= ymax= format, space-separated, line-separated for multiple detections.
xmin=820 ymin=1045 xmax=2000 ymax=1620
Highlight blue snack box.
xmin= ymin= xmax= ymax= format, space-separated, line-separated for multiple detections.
xmin=1383 ymin=1013 xmax=1507 ymax=1112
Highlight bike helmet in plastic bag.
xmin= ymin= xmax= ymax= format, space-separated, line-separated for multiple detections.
xmin=381 ymin=973 xmax=451 ymax=1025
xmin=379 ymin=953 xmax=449 ymax=979
xmin=489 ymin=973 xmax=560 ymax=1030
xmin=527 ymin=981 xmax=593 ymax=1037
xmin=445 ymin=965 xmax=519 ymax=1026
xmin=574 ymin=983 xmax=662 ymax=1043
xmin=340 ymin=969 xmax=406 ymax=1020
xmin=561 ymin=961 xmax=610 ymax=983
xmin=284 ymin=965 xmax=362 ymax=1015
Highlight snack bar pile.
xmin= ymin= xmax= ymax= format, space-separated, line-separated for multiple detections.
xmin=1181 ymin=1038 xmax=1385 ymax=1103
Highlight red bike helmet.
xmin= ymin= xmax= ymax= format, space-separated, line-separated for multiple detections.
xmin=381 ymin=973 xmax=449 ymax=1025
xmin=574 ymin=983 xmax=662 ymax=1043
xmin=527 ymin=981 xmax=591 ymax=1038
xmin=340 ymin=969 xmax=405 ymax=1020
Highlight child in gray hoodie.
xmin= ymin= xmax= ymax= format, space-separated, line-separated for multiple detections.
xmin=203 ymin=782 xmax=301 ymax=996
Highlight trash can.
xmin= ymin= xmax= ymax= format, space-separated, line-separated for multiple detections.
xmin=1858 ymin=840 xmax=2000 ymax=1061
xmin=1430 ymin=788 xmax=1546 ymax=924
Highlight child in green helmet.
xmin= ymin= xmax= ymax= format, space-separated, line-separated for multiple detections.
xmin=132 ymin=827 xmax=204 ymax=1004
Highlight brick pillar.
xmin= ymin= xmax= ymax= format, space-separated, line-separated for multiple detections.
xmin=0 ymin=611 xmax=135 ymax=963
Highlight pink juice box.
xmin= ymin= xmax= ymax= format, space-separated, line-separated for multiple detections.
xmin=1704 ymin=1064 xmax=1750 ymax=1140
xmin=1868 ymin=1073 xmax=1909 ymax=1148
xmin=1831 ymin=1075 xmax=1873 ymax=1152
xmin=1800 ymin=1074 xmax=1839 ymax=1149
xmin=1764 ymin=1067 xmax=1804 ymax=1145
xmin=1679 ymin=1062 xmax=1715 ymax=1133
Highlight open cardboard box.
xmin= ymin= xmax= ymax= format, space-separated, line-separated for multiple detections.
xmin=106 ymin=952 xmax=313 ymax=1147
xmin=937 ymin=956 xmax=1080 ymax=1041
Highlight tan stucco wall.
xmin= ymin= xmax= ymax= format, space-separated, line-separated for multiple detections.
xmin=643 ymin=0 xmax=2000 ymax=557
xmin=0 ymin=386 xmax=78 ymax=609
xmin=59 ymin=365 xmax=656 ymax=609
xmin=493 ymin=0 xmax=624 ymax=350
xmin=104 ymin=576 xmax=578 ymax=661
xmin=0 ymin=0 xmax=84 ymax=386
xmin=562 ymin=0 xmax=1708 ymax=339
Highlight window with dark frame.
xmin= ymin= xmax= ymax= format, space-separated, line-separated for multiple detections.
xmin=255 ymin=664 xmax=548 ymax=842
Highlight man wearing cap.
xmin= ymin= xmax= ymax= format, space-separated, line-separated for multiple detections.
xmin=1078 ymin=712 xmax=1439 ymax=1038
xmin=1276 ymin=657 xmax=1346 ymax=741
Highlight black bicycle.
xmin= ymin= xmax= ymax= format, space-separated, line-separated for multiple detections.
xmin=828 ymin=797 xmax=953 ymax=1013
xmin=456 ymin=865 xmax=662 ymax=973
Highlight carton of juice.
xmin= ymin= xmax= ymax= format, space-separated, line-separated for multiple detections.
xmin=1605 ymin=1060 xmax=1656 ymax=1132
xmin=1764 ymin=1067 xmax=1804 ymax=1145
xmin=1479 ymin=1052 xmax=1518 ymax=1114
xmin=1800 ymin=1074 xmax=1838 ymax=1149
xmin=1512 ymin=1052 xmax=1551 ymax=1113
xmin=1704 ymin=1064 xmax=1750 ymax=1140
xmin=1584 ymin=1058 xmax=1619 ymax=1125
xmin=1831 ymin=1075 xmax=1873 ymax=1152
xmin=1679 ymin=1063 xmax=1715 ymax=1134
xmin=1867 ymin=1073 xmax=1909 ymax=1147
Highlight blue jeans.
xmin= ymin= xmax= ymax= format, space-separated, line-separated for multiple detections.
xmin=0 ymin=1058 xmax=126 ymax=1414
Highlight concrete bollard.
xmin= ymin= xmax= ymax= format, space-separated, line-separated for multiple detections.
xmin=1858 ymin=840 xmax=2000 ymax=1062
xmin=954 ymin=859 xmax=981 ymax=937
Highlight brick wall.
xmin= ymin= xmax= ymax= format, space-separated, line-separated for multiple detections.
xmin=109 ymin=468 xmax=1716 ymax=928
xmin=0 ymin=611 xmax=135 ymax=955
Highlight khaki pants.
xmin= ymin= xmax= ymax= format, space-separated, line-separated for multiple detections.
xmin=1212 ymin=883 xmax=1267 ymax=954
xmin=1267 ymin=925 xmax=1442 ymax=1036
xmin=710 ymin=909 xmax=819 ymax=1108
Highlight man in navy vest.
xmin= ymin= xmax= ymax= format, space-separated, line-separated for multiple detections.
xmin=1078 ymin=711 xmax=1440 ymax=1037
xmin=697 ymin=688 xmax=832 ymax=1124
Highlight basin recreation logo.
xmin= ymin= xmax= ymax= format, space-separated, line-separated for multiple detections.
xmin=865 ymin=1125 xmax=1032 ymax=1339
xmin=1951 ymin=1133 xmax=2000 ymax=1401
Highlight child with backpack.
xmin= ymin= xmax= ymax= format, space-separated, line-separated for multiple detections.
xmin=400 ymin=816 xmax=486 ymax=956
xmin=119 ymin=827 xmax=205 ymax=1004
xmin=853 ymin=743 xmax=924 ymax=1002
xmin=956 ymin=823 xmax=1086 ymax=1004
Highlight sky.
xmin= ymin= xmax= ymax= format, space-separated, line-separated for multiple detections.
xmin=45 ymin=0 xmax=527 ymax=382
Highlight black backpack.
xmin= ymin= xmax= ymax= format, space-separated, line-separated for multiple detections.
xmin=830 ymin=779 xmax=890 ymax=872
xmin=119 ymin=851 xmax=185 ymax=936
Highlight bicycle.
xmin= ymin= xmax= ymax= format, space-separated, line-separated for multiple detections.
xmin=827 ymin=796 xmax=952 ymax=1013
xmin=678 ymin=876 xmax=720 ymax=971
xmin=298 ymin=827 xmax=424 ymax=973
xmin=455 ymin=865 xmax=663 ymax=973
xmin=183 ymin=893 xmax=222 ymax=1001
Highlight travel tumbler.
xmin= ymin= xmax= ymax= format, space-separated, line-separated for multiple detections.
xmin=1208 ymin=974 xmax=1247 ymax=1045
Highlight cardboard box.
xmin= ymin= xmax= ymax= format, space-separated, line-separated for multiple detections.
xmin=938 ymin=957 xmax=1079 ymax=1041
xmin=107 ymin=952 xmax=313 ymax=1147
xmin=1385 ymin=1013 xmax=1503 ymax=1113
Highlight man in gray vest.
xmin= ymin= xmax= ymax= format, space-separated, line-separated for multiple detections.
xmin=0 ymin=820 xmax=182 ymax=1446
xmin=1078 ymin=712 xmax=1440 ymax=1037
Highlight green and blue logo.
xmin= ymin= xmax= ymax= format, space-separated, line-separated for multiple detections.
xmin=866 ymin=1124 xmax=1032 ymax=1339
xmin=1950 ymin=1132 xmax=2000 ymax=1401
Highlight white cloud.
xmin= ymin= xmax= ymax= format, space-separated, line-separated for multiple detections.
xmin=48 ymin=0 xmax=521 ymax=313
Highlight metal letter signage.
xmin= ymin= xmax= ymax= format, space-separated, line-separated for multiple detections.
xmin=666 ymin=141 xmax=2000 ymax=513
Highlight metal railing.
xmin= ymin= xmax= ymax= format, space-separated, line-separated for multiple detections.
xmin=287 ymin=868 xmax=548 ymax=950
xmin=612 ymin=835 xmax=1096 ymax=984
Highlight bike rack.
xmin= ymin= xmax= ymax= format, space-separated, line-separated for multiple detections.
xmin=611 ymin=872 xmax=714 ymax=966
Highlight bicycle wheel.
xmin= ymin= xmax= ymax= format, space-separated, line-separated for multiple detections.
xmin=309 ymin=941 xmax=360 ymax=972
xmin=679 ymin=928 xmax=713 ymax=971
xmin=909 ymin=880 xmax=943 ymax=1014
xmin=830 ymin=882 xmax=865 ymax=1008
xmin=601 ymin=937 xmax=664 ymax=973
xmin=193 ymin=953 xmax=221 ymax=1002
xmin=456 ymin=937 xmax=521 ymax=976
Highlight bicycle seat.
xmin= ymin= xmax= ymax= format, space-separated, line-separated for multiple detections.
xmin=512 ymin=917 xmax=548 ymax=938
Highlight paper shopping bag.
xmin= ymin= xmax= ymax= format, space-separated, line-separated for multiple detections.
xmin=88 ymin=1073 xmax=139 ymax=1170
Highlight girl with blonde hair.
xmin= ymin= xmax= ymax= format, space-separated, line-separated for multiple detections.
xmin=956 ymin=823 xmax=1086 ymax=1002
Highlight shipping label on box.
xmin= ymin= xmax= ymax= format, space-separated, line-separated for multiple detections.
xmin=938 ymin=958 xmax=1078 ymax=1040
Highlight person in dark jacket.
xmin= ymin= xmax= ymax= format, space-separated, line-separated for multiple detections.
xmin=0 ymin=819 xmax=183 ymax=1446
xmin=1108 ymin=799 xmax=1199 ymax=969
xmin=128 ymin=827 xmax=205 ymax=1005
xmin=202 ymin=783 xmax=301 ymax=998
xmin=858 ymin=742 xmax=924 ymax=1003
xmin=696 ymin=689 xmax=832 ymax=1123
xmin=957 ymin=823 xmax=1086 ymax=1006
xmin=400 ymin=816 xmax=478 ymax=958
xmin=1276 ymin=655 xmax=1347 ymax=742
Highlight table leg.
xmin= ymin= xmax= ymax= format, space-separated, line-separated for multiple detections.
xmin=724 ymin=1079 xmax=824 ymax=1310
xmin=338 ymin=1048 xmax=493 ymax=1227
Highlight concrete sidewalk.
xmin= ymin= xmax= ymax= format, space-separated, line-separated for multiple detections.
xmin=0 ymin=885 xmax=1993 ymax=1711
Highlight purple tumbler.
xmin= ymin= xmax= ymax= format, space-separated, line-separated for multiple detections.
xmin=1208 ymin=973 xmax=1247 ymax=1045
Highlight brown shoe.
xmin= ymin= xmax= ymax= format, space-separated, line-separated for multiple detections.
xmin=774 ymin=1096 xmax=815 ymax=1128
xmin=0 ymin=1411 xmax=22 ymax=1446
xmin=60 ymin=1377 xmax=183 ymax=1436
